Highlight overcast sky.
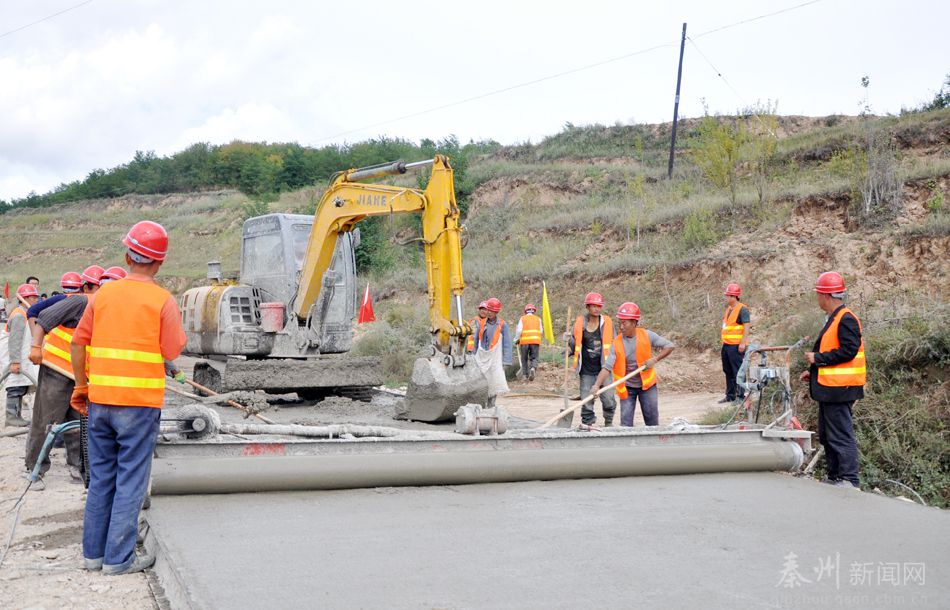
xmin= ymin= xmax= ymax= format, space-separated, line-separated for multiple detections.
xmin=1 ymin=0 xmax=947 ymax=201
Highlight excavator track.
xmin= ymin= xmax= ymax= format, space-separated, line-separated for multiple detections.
xmin=193 ymin=356 xmax=385 ymax=395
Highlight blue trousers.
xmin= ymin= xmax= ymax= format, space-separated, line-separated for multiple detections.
xmin=619 ymin=385 xmax=659 ymax=426
xmin=83 ymin=403 xmax=161 ymax=571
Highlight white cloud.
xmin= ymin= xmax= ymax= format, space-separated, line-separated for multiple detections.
xmin=0 ymin=0 xmax=948 ymax=201
xmin=174 ymin=103 xmax=298 ymax=148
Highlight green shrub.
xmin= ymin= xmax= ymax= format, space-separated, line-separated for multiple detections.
xmin=681 ymin=208 xmax=718 ymax=250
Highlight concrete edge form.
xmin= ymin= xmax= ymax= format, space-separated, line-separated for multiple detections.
xmin=151 ymin=441 xmax=804 ymax=495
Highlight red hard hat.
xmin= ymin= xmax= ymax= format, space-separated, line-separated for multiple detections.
xmin=81 ymin=265 xmax=105 ymax=286
xmin=16 ymin=283 xmax=39 ymax=299
xmin=616 ymin=302 xmax=641 ymax=321
xmin=61 ymin=272 xmax=82 ymax=289
xmin=102 ymin=266 xmax=128 ymax=281
xmin=123 ymin=220 xmax=168 ymax=261
xmin=485 ymin=297 xmax=502 ymax=313
xmin=724 ymin=283 xmax=741 ymax=297
xmin=477 ymin=301 xmax=488 ymax=310
xmin=584 ymin=292 xmax=605 ymax=307
xmin=524 ymin=304 xmax=536 ymax=313
xmin=815 ymin=271 xmax=846 ymax=294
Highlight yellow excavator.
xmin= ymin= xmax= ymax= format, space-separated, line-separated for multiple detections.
xmin=179 ymin=155 xmax=489 ymax=421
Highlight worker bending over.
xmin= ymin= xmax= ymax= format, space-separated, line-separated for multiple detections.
xmin=71 ymin=221 xmax=186 ymax=575
xmin=566 ymin=292 xmax=616 ymax=427
xmin=513 ymin=304 xmax=543 ymax=381
xmin=24 ymin=265 xmax=104 ymax=487
xmin=591 ymin=302 xmax=674 ymax=427
xmin=800 ymin=272 xmax=865 ymax=490
xmin=720 ymin=283 xmax=750 ymax=404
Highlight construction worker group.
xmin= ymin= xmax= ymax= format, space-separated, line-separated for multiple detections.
xmin=465 ymin=278 xmax=865 ymax=488
xmin=2 ymin=220 xmax=184 ymax=574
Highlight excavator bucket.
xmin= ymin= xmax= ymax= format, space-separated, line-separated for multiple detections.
xmin=404 ymin=355 xmax=491 ymax=422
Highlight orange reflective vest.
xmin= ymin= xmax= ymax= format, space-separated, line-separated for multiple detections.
xmin=477 ymin=318 xmax=504 ymax=350
xmin=519 ymin=314 xmax=542 ymax=345
xmin=721 ymin=304 xmax=747 ymax=345
xmin=88 ymin=280 xmax=170 ymax=408
xmin=466 ymin=317 xmax=486 ymax=352
xmin=611 ymin=328 xmax=656 ymax=400
xmin=5 ymin=306 xmax=25 ymax=332
xmin=572 ymin=315 xmax=613 ymax=369
xmin=817 ymin=307 xmax=866 ymax=388
xmin=41 ymin=294 xmax=82 ymax=380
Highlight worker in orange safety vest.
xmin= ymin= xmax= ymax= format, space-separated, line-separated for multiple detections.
xmin=800 ymin=271 xmax=865 ymax=490
xmin=591 ymin=302 xmax=674 ymax=427
xmin=70 ymin=220 xmax=186 ymax=575
xmin=565 ymin=292 xmax=616 ymax=426
xmin=513 ymin=304 xmax=543 ymax=381
xmin=466 ymin=301 xmax=489 ymax=352
xmin=719 ymin=282 xmax=751 ymax=404
xmin=24 ymin=265 xmax=105 ymax=487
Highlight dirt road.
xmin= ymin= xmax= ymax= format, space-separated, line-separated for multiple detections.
xmin=499 ymin=390 xmax=722 ymax=425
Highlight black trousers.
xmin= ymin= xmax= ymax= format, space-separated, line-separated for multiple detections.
xmin=817 ymin=401 xmax=860 ymax=486
xmin=721 ymin=344 xmax=745 ymax=400
xmin=519 ymin=344 xmax=539 ymax=377
xmin=25 ymin=366 xmax=82 ymax=474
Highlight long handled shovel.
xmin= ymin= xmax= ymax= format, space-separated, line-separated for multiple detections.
xmin=540 ymin=364 xmax=648 ymax=429
xmin=557 ymin=307 xmax=573 ymax=429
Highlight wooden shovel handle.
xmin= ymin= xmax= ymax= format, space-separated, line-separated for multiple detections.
xmin=183 ymin=378 xmax=276 ymax=424
xmin=540 ymin=364 xmax=647 ymax=428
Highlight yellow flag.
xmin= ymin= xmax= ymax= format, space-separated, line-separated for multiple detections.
xmin=542 ymin=281 xmax=555 ymax=345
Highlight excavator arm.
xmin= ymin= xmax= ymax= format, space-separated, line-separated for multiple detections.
xmin=295 ymin=155 xmax=469 ymax=356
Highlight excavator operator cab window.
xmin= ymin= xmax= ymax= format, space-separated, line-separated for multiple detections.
xmin=291 ymin=224 xmax=311 ymax=271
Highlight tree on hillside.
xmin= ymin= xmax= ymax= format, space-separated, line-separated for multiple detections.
xmin=920 ymin=73 xmax=949 ymax=111
xmin=690 ymin=109 xmax=779 ymax=211
xmin=691 ymin=116 xmax=747 ymax=207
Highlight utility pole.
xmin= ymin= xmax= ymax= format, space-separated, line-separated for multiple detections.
xmin=667 ymin=22 xmax=687 ymax=180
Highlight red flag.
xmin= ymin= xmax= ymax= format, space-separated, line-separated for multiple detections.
xmin=3 ymin=282 xmax=8 ymax=299
xmin=358 ymin=284 xmax=376 ymax=323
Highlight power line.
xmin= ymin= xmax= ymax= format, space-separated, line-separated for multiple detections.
xmin=692 ymin=0 xmax=825 ymax=39
xmin=312 ymin=42 xmax=675 ymax=144
xmin=312 ymin=0 xmax=826 ymax=143
xmin=0 ymin=0 xmax=94 ymax=40
xmin=687 ymin=36 xmax=778 ymax=135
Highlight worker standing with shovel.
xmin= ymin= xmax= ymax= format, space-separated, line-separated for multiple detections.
xmin=566 ymin=292 xmax=616 ymax=427
xmin=591 ymin=302 xmax=674 ymax=427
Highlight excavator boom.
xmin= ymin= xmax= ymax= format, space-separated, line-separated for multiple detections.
xmin=295 ymin=155 xmax=487 ymax=420
xmin=295 ymin=156 xmax=468 ymax=358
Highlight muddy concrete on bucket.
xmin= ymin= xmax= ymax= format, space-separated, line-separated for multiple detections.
xmin=404 ymin=356 xmax=490 ymax=422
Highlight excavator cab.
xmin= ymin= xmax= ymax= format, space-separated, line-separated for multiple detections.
xmin=239 ymin=214 xmax=358 ymax=353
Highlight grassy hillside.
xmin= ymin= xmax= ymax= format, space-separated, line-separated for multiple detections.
xmin=1 ymin=108 xmax=948 ymax=504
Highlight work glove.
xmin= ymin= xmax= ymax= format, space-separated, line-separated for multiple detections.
xmin=644 ymin=358 xmax=657 ymax=369
xmin=173 ymin=370 xmax=187 ymax=384
xmin=70 ymin=384 xmax=89 ymax=416
xmin=29 ymin=345 xmax=43 ymax=365
xmin=10 ymin=362 xmax=21 ymax=375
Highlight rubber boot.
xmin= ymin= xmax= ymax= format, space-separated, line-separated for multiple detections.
xmin=5 ymin=395 xmax=27 ymax=427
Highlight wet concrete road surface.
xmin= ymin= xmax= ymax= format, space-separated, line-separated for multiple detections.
xmin=145 ymin=472 xmax=949 ymax=609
